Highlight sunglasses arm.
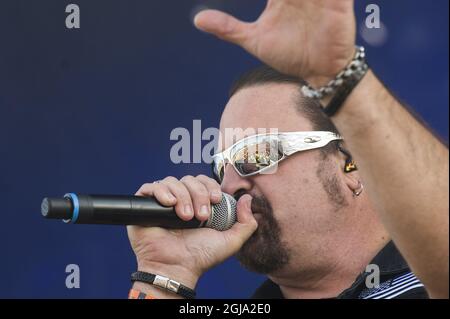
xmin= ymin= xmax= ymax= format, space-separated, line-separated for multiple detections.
xmin=280 ymin=132 xmax=343 ymax=156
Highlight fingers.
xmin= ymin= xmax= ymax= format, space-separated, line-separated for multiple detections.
xmin=136 ymin=175 xmax=222 ymax=223
xmin=180 ymin=175 xmax=212 ymax=222
xmin=196 ymin=174 xmax=223 ymax=204
xmin=223 ymin=194 xmax=258 ymax=252
xmin=194 ymin=9 xmax=252 ymax=48
xmin=164 ymin=176 xmax=196 ymax=221
xmin=136 ymin=182 xmax=175 ymax=206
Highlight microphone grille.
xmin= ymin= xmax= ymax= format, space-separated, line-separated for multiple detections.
xmin=206 ymin=193 xmax=237 ymax=231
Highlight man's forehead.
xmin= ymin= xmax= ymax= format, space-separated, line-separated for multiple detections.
xmin=218 ymin=83 xmax=313 ymax=150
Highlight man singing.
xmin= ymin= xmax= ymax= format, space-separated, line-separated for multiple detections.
xmin=126 ymin=0 xmax=448 ymax=299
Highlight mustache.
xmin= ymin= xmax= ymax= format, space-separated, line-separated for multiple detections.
xmin=251 ymin=196 xmax=273 ymax=215
xmin=234 ymin=190 xmax=273 ymax=216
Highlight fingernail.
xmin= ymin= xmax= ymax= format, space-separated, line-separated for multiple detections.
xmin=200 ymin=205 xmax=210 ymax=217
xmin=184 ymin=205 xmax=193 ymax=216
xmin=166 ymin=193 xmax=176 ymax=202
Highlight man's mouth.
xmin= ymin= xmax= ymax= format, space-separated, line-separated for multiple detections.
xmin=251 ymin=199 xmax=268 ymax=217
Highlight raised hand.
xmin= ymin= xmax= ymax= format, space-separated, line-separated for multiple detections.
xmin=194 ymin=0 xmax=356 ymax=87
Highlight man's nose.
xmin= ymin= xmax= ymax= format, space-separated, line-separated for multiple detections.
xmin=220 ymin=164 xmax=252 ymax=196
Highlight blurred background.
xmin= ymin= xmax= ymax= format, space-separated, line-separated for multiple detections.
xmin=0 ymin=0 xmax=448 ymax=298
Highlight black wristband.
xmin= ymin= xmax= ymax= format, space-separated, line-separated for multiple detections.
xmin=323 ymin=65 xmax=369 ymax=117
xmin=131 ymin=271 xmax=196 ymax=299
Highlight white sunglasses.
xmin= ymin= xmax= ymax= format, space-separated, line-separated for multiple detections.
xmin=211 ymin=131 xmax=343 ymax=183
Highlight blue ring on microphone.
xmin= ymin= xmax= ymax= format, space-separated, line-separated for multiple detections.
xmin=63 ymin=193 xmax=79 ymax=224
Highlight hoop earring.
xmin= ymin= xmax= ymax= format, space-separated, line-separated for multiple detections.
xmin=353 ymin=181 xmax=364 ymax=197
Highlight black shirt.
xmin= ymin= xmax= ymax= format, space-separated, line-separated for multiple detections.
xmin=251 ymin=241 xmax=429 ymax=299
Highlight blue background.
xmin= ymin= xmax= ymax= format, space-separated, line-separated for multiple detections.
xmin=0 ymin=0 xmax=447 ymax=298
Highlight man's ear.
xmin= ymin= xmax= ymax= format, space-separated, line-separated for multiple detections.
xmin=342 ymin=167 xmax=361 ymax=194
xmin=337 ymin=143 xmax=361 ymax=193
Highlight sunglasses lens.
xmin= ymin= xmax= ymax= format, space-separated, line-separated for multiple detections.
xmin=233 ymin=139 xmax=283 ymax=176
xmin=212 ymin=157 xmax=225 ymax=183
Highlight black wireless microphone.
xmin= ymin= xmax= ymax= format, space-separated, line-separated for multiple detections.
xmin=41 ymin=193 xmax=237 ymax=231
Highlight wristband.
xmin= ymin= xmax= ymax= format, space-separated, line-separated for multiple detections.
xmin=322 ymin=66 xmax=368 ymax=117
xmin=131 ymin=271 xmax=196 ymax=299
xmin=302 ymin=46 xmax=368 ymax=100
xmin=301 ymin=46 xmax=369 ymax=116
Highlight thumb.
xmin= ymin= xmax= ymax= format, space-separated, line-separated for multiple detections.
xmin=223 ymin=194 xmax=258 ymax=252
xmin=194 ymin=9 xmax=253 ymax=48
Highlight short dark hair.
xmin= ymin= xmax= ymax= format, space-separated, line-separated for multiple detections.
xmin=229 ymin=65 xmax=341 ymax=155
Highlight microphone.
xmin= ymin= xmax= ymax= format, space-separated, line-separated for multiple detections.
xmin=41 ymin=193 xmax=237 ymax=231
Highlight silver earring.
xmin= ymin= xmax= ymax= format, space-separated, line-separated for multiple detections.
xmin=353 ymin=181 xmax=364 ymax=197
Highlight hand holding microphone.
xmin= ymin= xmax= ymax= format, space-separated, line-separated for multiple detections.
xmin=43 ymin=175 xmax=258 ymax=297
xmin=128 ymin=175 xmax=257 ymax=296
